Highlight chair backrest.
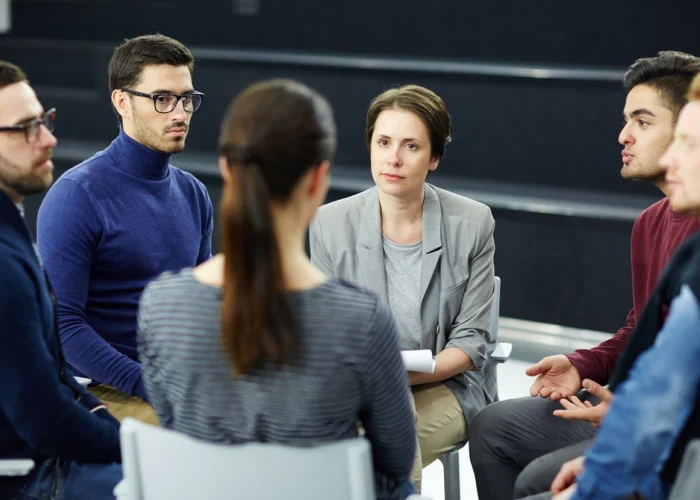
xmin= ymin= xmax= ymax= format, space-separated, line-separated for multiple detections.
xmin=488 ymin=276 xmax=501 ymax=352
xmin=669 ymin=439 xmax=700 ymax=500
xmin=120 ymin=418 xmax=376 ymax=500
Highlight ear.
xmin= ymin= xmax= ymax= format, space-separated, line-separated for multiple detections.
xmin=429 ymin=156 xmax=440 ymax=172
xmin=111 ymin=89 xmax=130 ymax=121
xmin=218 ymin=156 xmax=232 ymax=183
xmin=308 ymin=161 xmax=331 ymax=197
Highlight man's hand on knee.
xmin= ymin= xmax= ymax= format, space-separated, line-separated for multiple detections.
xmin=526 ymin=355 xmax=582 ymax=401
xmin=551 ymin=456 xmax=585 ymax=495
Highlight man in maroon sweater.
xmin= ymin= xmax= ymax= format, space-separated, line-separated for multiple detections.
xmin=470 ymin=51 xmax=700 ymax=500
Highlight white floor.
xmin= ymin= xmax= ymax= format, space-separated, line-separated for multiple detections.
xmin=420 ymin=359 xmax=534 ymax=500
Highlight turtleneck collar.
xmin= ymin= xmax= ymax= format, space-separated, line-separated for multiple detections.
xmin=108 ymin=127 xmax=172 ymax=181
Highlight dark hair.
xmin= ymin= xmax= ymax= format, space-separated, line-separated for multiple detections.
xmin=108 ymin=34 xmax=194 ymax=123
xmin=218 ymin=79 xmax=336 ymax=376
xmin=366 ymin=84 xmax=452 ymax=159
xmin=0 ymin=61 xmax=27 ymax=91
xmin=624 ymin=51 xmax=700 ymax=121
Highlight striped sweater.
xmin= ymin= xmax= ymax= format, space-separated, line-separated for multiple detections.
xmin=137 ymin=269 xmax=416 ymax=499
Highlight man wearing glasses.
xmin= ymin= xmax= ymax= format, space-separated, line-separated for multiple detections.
xmin=0 ymin=60 xmax=122 ymax=500
xmin=36 ymin=34 xmax=214 ymax=424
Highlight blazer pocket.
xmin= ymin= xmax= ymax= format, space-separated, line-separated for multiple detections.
xmin=440 ymin=278 xmax=467 ymax=300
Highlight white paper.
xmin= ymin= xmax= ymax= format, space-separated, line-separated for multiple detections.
xmin=401 ymin=350 xmax=436 ymax=373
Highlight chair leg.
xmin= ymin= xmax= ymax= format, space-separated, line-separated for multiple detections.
xmin=439 ymin=450 xmax=461 ymax=500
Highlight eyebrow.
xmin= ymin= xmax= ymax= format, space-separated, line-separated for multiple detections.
xmin=626 ymin=108 xmax=657 ymax=119
xmin=150 ymin=88 xmax=196 ymax=94
xmin=676 ymin=132 xmax=699 ymax=142
xmin=12 ymin=114 xmax=41 ymax=126
xmin=377 ymin=134 xmax=423 ymax=143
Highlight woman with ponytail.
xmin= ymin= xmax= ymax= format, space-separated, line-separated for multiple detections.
xmin=137 ymin=79 xmax=417 ymax=499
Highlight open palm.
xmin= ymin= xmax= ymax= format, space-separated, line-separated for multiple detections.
xmin=526 ymin=354 xmax=582 ymax=400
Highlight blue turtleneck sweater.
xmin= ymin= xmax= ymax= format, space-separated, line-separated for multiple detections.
xmin=37 ymin=130 xmax=213 ymax=399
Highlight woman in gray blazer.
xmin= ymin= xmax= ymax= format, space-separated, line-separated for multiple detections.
xmin=309 ymin=84 xmax=497 ymax=491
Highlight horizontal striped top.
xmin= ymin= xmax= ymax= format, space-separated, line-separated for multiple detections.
xmin=137 ymin=269 xmax=416 ymax=499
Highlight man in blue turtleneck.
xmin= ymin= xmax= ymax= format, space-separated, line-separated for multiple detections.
xmin=37 ymin=34 xmax=213 ymax=423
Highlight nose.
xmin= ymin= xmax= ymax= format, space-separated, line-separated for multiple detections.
xmin=618 ymin=122 xmax=634 ymax=146
xmin=387 ymin=146 xmax=402 ymax=167
xmin=170 ymin=98 xmax=188 ymax=120
xmin=37 ymin=123 xmax=57 ymax=149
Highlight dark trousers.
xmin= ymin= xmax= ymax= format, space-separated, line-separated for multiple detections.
xmin=469 ymin=392 xmax=598 ymax=499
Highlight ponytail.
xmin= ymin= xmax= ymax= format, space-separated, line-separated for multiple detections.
xmin=220 ymin=155 xmax=298 ymax=376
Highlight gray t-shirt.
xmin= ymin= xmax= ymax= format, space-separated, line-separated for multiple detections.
xmin=382 ymin=236 xmax=423 ymax=350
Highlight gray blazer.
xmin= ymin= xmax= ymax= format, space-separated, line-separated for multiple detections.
xmin=309 ymin=184 xmax=497 ymax=425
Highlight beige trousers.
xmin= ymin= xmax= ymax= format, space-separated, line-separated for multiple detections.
xmin=88 ymin=384 xmax=160 ymax=426
xmin=410 ymin=382 xmax=468 ymax=492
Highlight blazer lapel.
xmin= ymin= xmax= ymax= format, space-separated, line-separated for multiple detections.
xmin=356 ymin=188 xmax=389 ymax=305
xmin=419 ymin=184 xmax=443 ymax=306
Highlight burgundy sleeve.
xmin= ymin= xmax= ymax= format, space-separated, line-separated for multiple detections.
xmin=565 ymin=308 xmax=635 ymax=385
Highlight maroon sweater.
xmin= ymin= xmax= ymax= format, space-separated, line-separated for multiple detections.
xmin=566 ymin=198 xmax=700 ymax=384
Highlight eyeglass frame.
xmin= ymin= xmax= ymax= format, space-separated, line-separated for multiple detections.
xmin=120 ymin=88 xmax=205 ymax=114
xmin=0 ymin=108 xmax=56 ymax=144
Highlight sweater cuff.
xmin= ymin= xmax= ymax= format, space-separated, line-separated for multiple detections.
xmin=133 ymin=377 xmax=148 ymax=402
xmin=565 ymin=350 xmax=601 ymax=385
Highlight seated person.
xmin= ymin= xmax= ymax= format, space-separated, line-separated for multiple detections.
xmin=469 ymin=50 xmax=700 ymax=500
xmin=137 ymin=79 xmax=417 ymax=500
xmin=309 ymin=84 xmax=496 ymax=490
xmin=0 ymin=61 xmax=121 ymax=500
xmin=36 ymin=34 xmax=213 ymax=424
xmin=522 ymin=72 xmax=700 ymax=500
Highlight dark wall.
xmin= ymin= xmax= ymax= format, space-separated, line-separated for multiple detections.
xmin=10 ymin=0 xmax=700 ymax=67
xmin=9 ymin=0 xmax=682 ymax=334
xmin=22 ymin=160 xmax=634 ymax=334
xmin=0 ymin=38 xmax=661 ymax=197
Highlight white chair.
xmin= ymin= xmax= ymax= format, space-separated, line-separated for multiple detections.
xmin=115 ymin=418 xmax=430 ymax=500
xmin=437 ymin=276 xmax=510 ymax=500
xmin=0 ymin=459 xmax=34 ymax=477
xmin=488 ymin=277 xmax=512 ymax=363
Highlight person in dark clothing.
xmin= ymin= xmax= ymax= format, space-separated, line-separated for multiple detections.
xmin=0 ymin=61 xmax=121 ymax=500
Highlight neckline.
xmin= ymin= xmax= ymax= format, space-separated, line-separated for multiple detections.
xmin=109 ymin=128 xmax=173 ymax=180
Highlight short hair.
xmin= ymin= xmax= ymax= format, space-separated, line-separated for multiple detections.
xmin=108 ymin=34 xmax=194 ymax=123
xmin=687 ymin=74 xmax=700 ymax=102
xmin=624 ymin=51 xmax=700 ymax=120
xmin=0 ymin=61 xmax=28 ymax=91
xmin=365 ymin=84 xmax=452 ymax=159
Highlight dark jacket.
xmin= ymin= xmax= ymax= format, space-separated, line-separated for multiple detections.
xmin=0 ymin=191 xmax=121 ymax=498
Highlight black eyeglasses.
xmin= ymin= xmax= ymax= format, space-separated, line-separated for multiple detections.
xmin=0 ymin=108 xmax=56 ymax=144
xmin=121 ymin=89 xmax=204 ymax=114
